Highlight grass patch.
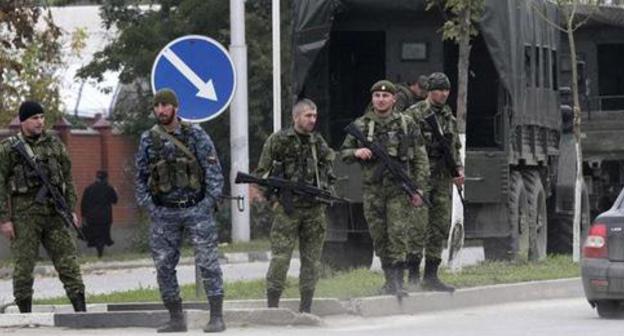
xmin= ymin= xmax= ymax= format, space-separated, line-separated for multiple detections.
xmin=35 ymin=254 xmax=580 ymax=305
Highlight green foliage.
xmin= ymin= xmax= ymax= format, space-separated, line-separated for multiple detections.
xmin=427 ymin=0 xmax=485 ymax=41
xmin=0 ymin=4 xmax=65 ymax=126
xmin=76 ymin=0 xmax=292 ymax=175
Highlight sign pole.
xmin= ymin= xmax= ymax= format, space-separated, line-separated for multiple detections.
xmin=230 ymin=0 xmax=251 ymax=242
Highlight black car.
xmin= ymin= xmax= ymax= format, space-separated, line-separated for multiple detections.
xmin=582 ymin=188 xmax=624 ymax=318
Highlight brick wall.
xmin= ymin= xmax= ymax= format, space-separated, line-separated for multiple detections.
xmin=1 ymin=117 xmax=139 ymax=228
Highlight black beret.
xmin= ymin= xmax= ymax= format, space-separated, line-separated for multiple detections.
xmin=19 ymin=101 xmax=44 ymax=122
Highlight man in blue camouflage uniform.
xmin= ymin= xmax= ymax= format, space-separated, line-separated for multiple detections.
xmin=341 ymin=81 xmax=430 ymax=297
xmin=404 ymin=73 xmax=464 ymax=292
xmin=0 ymin=101 xmax=86 ymax=313
xmin=255 ymin=98 xmax=335 ymax=313
xmin=135 ymin=89 xmax=225 ymax=333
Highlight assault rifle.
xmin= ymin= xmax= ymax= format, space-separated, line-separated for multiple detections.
xmin=11 ymin=140 xmax=86 ymax=240
xmin=423 ymin=112 xmax=465 ymax=205
xmin=344 ymin=123 xmax=430 ymax=207
xmin=234 ymin=172 xmax=349 ymax=215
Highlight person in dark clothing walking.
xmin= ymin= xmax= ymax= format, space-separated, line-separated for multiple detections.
xmin=80 ymin=170 xmax=118 ymax=258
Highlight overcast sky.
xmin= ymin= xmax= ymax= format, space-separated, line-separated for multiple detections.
xmin=50 ymin=5 xmax=119 ymax=118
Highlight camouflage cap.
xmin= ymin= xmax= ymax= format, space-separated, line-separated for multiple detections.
xmin=153 ymin=88 xmax=179 ymax=107
xmin=428 ymin=72 xmax=451 ymax=91
xmin=370 ymin=80 xmax=397 ymax=94
xmin=417 ymin=75 xmax=429 ymax=90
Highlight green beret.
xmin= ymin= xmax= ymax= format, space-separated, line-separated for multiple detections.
xmin=428 ymin=72 xmax=451 ymax=91
xmin=370 ymin=80 xmax=396 ymax=94
xmin=153 ymin=88 xmax=179 ymax=107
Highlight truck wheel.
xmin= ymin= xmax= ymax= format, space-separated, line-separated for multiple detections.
xmin=548 ymin=183 xmax=590 ymax=254
xmin=596 ymin=300 xmax=624 ymax=318
xmin=523 ymin=170 xmax=548 ymax=261
xmin=483 ymin=171 xmax=529 ymax=260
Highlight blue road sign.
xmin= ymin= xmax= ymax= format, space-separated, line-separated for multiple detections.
xmin=151 ymin=35 xmax=236 ymax=123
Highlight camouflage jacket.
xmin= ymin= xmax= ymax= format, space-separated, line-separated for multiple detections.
xmin=394 ymin=83 xmax=419 ymax=112
xmin=254 ymin=127 xmax=336 ymax=203
xmin=0 ymin=131 xmax=77 ymax=221
xmin=135 ymin=121 xmax=224 ymax=209
xmin=340 ymin=107 xmax=430 ymax=193
xmin=404 ymin=99 xmax=462 ymax=178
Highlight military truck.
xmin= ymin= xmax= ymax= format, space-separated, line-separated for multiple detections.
xmin=293 ymin=0 xmax=597 ymax=264
xmin=562 ymin=5 xmax=624 ymax=224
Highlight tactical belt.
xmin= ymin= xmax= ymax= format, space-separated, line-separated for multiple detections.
xmin=156 ymin=195 xmax=204 ymax=208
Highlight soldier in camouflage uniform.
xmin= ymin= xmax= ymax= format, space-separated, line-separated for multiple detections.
xmin=0 ymin=101 xmax=86 ymax=313
xmin=255 ymin=98 xmax=335 ymax=313
xmin=341 ymin=80 xmax=430 ymax=297
xmin=135 ymin=89 xmax=225 ymax=333
xmin=394 ymin=75 xmax=429 ymax=112
xmin=404 ymin=72 xmax=464 ymax=292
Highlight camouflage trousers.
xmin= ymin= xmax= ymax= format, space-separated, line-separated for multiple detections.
xmin=425 ymin=176 xmax=452 ymax=259
xmin=11 ymin=213 xmax=84 ymax=302
xmin=406 ymin=207 xmax=428 ymax=260
xmin=266 ymin=203 xmax=326 ymax=294
xmin=149 ymin=202 xmax=223 ymax=302
xmin=363 ymin=188 xmax=412 ymax=266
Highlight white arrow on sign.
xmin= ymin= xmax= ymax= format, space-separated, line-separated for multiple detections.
xmin=162 ymin=47 xmax=218 ymax=101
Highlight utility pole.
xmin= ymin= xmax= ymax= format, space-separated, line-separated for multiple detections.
xmin=229 ymin=0 xmax=250 ymax=241
xmin=272 ymin=0 xmax=282 ymax=132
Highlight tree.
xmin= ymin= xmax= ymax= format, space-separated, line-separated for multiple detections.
xmin=530 ymin=0 xmax=600 ymax=261
xmin=77 ymin=0 xmax=292 ymax=174
xmin=426 ymin=0 xmax=485 ymax=270
xmin=0 ymin=2 xmax=65 ymax=126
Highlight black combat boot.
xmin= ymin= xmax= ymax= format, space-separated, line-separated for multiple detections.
xmin=391 ymin=264 xmax=408 ymax=299
xmin=422 ymin=258 xmax=455 ymax=292
xmin=69 ymin=292 xmax=87 ymax=312
xmin=406 ymin=253 xmax=422 ymax=289
xmin=203 ymin=295 xmax=226 ymax=333
xmin=157 ymin=299 xmax=187 ymax=333
xmin=267 ymin=289 xmax=282 ymax=308
xmin=16 ymin=297 xmax=32 ymax=313
xmin=379 ymin=261 xmax=394 ymax=295
xmin=299 ymin=290 xmax=314 ymax=313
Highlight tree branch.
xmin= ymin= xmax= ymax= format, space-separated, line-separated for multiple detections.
xmin=530 ymin=1 xmax=567 ymax=33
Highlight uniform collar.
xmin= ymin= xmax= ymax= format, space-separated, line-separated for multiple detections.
xmin=17 ymin=131 xmax=48 ymax=145
xmin=426 ymin=99 xmax=451 ymax=117
xmin=364 ymin=107 xmax=402 ymax=124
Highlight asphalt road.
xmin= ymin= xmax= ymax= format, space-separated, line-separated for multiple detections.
xmin=1 ymin=297 xmax=619 ymax=335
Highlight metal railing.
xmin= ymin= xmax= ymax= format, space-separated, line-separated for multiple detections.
xmin=586 ymin=94 xmax=624 ymax=118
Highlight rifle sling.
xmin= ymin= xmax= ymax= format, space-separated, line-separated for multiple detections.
xmin=151 ymin=125 xmax=197 ymax=161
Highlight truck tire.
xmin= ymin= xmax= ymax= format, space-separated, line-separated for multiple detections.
xmin=484 ymin=171 xmax=529 ymax=260
xmin=523 ymin=170 xmax=548 ymax=261
xmin=548 ymin=183 xmax=590 ymax=254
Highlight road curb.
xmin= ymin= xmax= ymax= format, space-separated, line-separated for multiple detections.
xmin=351 ymin=277 xmax=584 ymax=317
xmin=0 ymin=278 xmax=583 ymax=329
